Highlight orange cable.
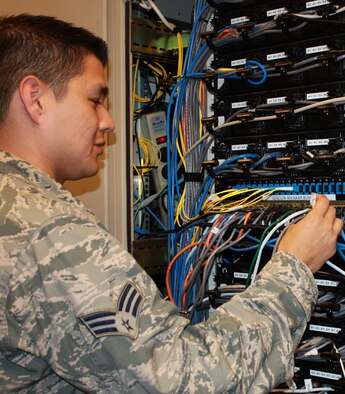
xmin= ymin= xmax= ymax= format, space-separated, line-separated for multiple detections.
xmin=166 ymin=241 xmax=201 ymax=303
xmin=236 ymin=211 xmax=252 ymax=240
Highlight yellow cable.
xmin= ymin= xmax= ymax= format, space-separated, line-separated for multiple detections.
xmin=201 ymin=188 xmax=281 ymax=214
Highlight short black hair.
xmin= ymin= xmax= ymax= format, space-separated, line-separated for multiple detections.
xmin=0 ymin=14 xmax=109 ymax=124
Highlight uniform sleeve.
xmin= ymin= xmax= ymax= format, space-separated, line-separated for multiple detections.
xmin=7 ymin=216 xmax=318 ymax=394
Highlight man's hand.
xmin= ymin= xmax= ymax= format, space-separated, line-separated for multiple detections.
xmin=277 ymin=195 xmax=344 ymax=273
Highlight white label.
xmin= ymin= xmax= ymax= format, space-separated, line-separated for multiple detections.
xmin=267 ymin=7 xmax=288 ymax=17
xmin=304 ymin=379 xmax=313 ymax=391
xmin=310 ymin=369 xmax=341 ymax=381
xmin=267 ymin=141 xmax=289 ymax=149
xmin=231 ymin=58 xmax=246 ymax=67
xmin=306 ymin=91 xmax=329 ymax=100
xmin=218 ymin=116 xmax=225 ymax=126
xmin=265 ymin=195 xmax=310 ymax=201
xmin=309 ymin=324 xmax=341 ymax=334
xmin=306 ymin=139 xmax=329 ymax=146
xmin=306 ymin=0 xmax=330 ymax=9
xmin=147 ymin=113 xmax=166 ymax=134
xmin=306 ymin=45 xmax=329 ymax=55
xmin=234 ymin=272 xmax=248 ymax=279
xmin=232 ymin=144 xmax=248 ymax=151
xmin=267 ymin=52 xmax=287 ymax=61
xmin=265 ymin=194 xmax=337 ymax=201
xmin=231 ymin=101 xmax=247 ymax=109
xmin=231 ymin=16 xmax=249 ymax=25
xmin=267 ymin=96 xmax=286 ymax=104
xmin=315 ymin=279 xmax=339 ymax=287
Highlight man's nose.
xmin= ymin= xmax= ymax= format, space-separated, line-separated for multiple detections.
xmin=100 ymin=106 xmax=115 ymax=133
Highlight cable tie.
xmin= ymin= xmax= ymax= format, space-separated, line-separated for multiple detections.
xmin=184 ymin=172 xmax=204 ymax=183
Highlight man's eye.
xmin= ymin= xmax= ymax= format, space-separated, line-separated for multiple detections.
xmin=90 ymin=99 xmax=102 ymax=105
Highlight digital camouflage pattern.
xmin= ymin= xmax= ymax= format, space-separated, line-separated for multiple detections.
xmin=0 ymin=150 xmax=318 ymax=393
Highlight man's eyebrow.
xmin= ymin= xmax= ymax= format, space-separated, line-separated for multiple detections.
xmin=92 ymin=85 xmax=109 ymax=98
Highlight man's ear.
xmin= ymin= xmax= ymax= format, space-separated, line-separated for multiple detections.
xmin=18 ymin=76 xmax=47 ymax=124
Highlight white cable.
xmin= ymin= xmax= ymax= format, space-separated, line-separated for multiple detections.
xmin=334 ymin=148 xmax=345 ymax=155
xmin=294 ymin=96 xmax=345 ymax=114
xmin=185 ymin=132 xmax=212 ymax=156
xmin=326 ymin=260 xmax=345 ymax=276
xmin=271 ymin=388 xmax=334 ymax=393
xmin=250 ymin=209 xmax=310 ymax=284
xmin=147 ymin=0 xmax=174 ymax=32
xmin=215 ymin=96 xmax=345 ymax=131
xmin=138 ymin=0 xmax=152 ymax=10
xmin=291 ymin=5 xmax=345 ymax=20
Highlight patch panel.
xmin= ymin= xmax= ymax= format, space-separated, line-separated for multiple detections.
xmin=212 ymin=82 xmax=345 ymax=137
xmin=211 ymin=36 xmax=345 ymax=95
xmin=213 ymin=127 xmax=345 ymax=152
xmin=216 ymin=178 xmax=345 ymax=198
xmin=209 ymin=0 xmax=345 ymax=51
xmin=211 ymin=0 xmax=345 ymax=25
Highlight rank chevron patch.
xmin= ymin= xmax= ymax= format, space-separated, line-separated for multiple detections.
xmin=80 ymin=282 xmax=144 ymax=339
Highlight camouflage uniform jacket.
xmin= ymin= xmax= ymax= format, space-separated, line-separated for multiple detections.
xmin=0 ymin=150 xmax=318 ymax=393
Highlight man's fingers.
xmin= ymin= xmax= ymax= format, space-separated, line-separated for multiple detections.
xmin=310 ymin=195 xmax=330 ymax=217
xmin=323 ymin=204 xmax=337 ymax=225
xmin=333 ymin=217 xmax=344 ymax=236
xmin=315 ymin=199 xmax=342 ymax=235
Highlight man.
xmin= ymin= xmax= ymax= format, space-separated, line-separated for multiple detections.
xmin=0 ymin=14 xmax=343 ymax=393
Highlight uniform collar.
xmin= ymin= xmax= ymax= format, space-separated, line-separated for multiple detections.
xmin=0 ymin=149 xmax=71 ymax=199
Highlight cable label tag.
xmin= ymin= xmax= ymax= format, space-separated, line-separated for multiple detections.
xmin=267 ymin=52 xmax=287 ymax=61
xmin=234 ymin=272 xmax=249 ymax=279
xmin=267 ymin=141 xmax=290 ymax=149
xmin=306 ymin=139 xmax=329 ymax=146
xmin=306 ymin=45 xmax=330 ymax=55
xmin=231 ymin=16 xmax=249 ymax=25
xmin=309 ymin=324 xmax=341 ymax=334
xmin=232 ymin=144 xmax=248 ymax=151
xmin=218 ymin=116 xmax=225 ymax=126
xmin=231 ymin=58 xmax=246 ymax=67
xmin=306 ymin=0 xmax=330 ymax=9
xmin=231 ymin=101 xmax=247 ymax=109
xmin=315 ymin=279 xmax=339 ymax=287
xmin=306 ymin=91 xmax=329 ymax=100
xmin=267 ymin=8 xmax=288 ymax=18
xmin=304 ymin=379 xmax=313 ymax=391
xmin=267 ymin=96 xmax=286 ymax=104
xmin=309 ymin=369 xmax=341 ymax=381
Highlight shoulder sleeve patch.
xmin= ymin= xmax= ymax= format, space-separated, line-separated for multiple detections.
xmin=79 ymin=281 xmax=144 ymax=340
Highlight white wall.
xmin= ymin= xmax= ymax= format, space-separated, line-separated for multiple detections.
xmin=0 ymin=0 xmax=129 ymax=247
